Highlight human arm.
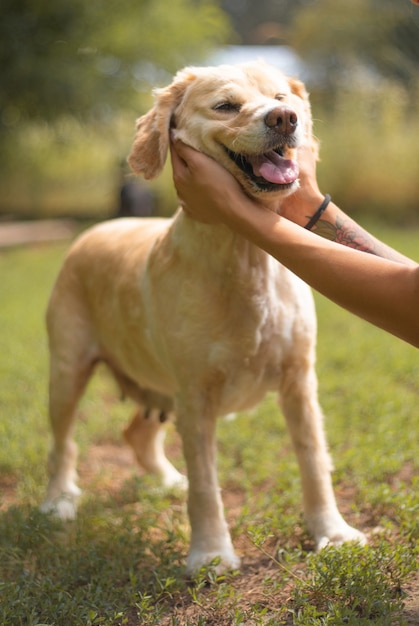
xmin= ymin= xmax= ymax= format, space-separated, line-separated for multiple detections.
xmin=170 ymin=140 xmax=419 ymax=348
xmin=222 ymin=201 xmax=419 ymax=348
xmin=277 ymin=144 xmax=416 ymax=266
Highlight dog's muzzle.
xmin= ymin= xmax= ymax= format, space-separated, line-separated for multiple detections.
xmin=225 ymin=106 xmax=300 ymax=192
xmin=225 ymin=145 xmax=299 ymax=192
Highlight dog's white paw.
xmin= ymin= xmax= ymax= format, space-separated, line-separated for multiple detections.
xmin=161 ymin=468 xmax=188 ymax=491
xmin=316 ymin=524 xmax=367 ymax=551
xmin=40 ymin=485 xmax=81 ymax=521
xmin=310 ymin=513 xmax=367 ymax=551
xmin=186 ymin=547 xmax=241 ymax=576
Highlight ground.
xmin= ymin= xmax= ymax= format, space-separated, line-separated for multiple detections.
xmin=1 ymin=220 xmax=418 ymax=624
xmin=2 ymin=440 xmax=418 ymax=625
xmin=0 ymin=218 xmax=78 ymax=248
xmin=73 ymin=444 xmax=419 ymax=626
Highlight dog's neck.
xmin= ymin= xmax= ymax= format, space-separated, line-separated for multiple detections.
xmin=170 ymin=207 xmax=272 ymax=272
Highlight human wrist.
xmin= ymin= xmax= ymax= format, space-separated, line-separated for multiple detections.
xmin=279 ymin=180 xmax=324 ymax=225
xmin=304 ymin=194 xmax=332 ymax=230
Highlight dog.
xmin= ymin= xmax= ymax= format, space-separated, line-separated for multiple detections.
xmin=41 ymin=61 xmax=365 ymax=573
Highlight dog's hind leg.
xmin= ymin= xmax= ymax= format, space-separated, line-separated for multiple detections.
xmin=41 ymin=299 xmax=96 ymax=520
xmin=123 ymin=409 xmax=187 ymax=489
xmin=279 ymin=360 xmax=366 ymax=550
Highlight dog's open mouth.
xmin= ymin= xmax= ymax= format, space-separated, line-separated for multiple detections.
xmin=225 ymin=146 xmax=299 ymax=192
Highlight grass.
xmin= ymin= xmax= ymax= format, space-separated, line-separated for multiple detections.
xmin=1 ymin=82 xmax=419 ymax=223
xmin=0 ymin=113 xmax=176 ymax=220
xmin=0 ymin=225 xmax=418 ymax=625
xmin=313 ymin=82 xmax=419 ymax=225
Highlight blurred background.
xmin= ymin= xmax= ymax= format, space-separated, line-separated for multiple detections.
xmin=1 ymin=0 xmax=418 ymax=224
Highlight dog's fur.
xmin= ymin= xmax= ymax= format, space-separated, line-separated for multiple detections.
xmin=41 ymin=62 xmax=365 ymax=573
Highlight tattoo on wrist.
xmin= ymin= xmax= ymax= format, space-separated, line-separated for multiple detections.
xmin=309 ymin=215 xmax=405 ymax=262
xmin=313 ymin=216 xmax=376 ymax=252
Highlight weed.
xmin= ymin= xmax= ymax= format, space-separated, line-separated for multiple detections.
xmin=0 ymin=233 xmax=418 ymax=624
xmin=290 ymin=540 xmax=418 ymax=625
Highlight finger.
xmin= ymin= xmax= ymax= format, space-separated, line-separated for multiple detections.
xmin=169 ymin=137 xmax=188 ymax=172
xmin=171 ymin=137 xmax=197 ymax=161
xmin=169 ymin=135 xmax=193 ymax=166
xmin=171 ymin=138 xmax=213 ymax=173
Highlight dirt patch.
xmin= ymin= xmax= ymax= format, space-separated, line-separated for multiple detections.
xmin=79 ymin=442 xmax=419 ymax=625
xmin=0 ymin=220 xmax=78 ymax=248
xmin=0 ymin=475 xmax=19 ymax=511
xmin=3 ymin=442 xmax=418 ymax=624
xmin=403 ymin=571 xmax=419 ymax=625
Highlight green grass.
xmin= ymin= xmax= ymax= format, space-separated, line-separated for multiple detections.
xmin=1 ymin=80 xmax=419 ymax=223
xmin=0 ymin=226 xmax=418 ymax=625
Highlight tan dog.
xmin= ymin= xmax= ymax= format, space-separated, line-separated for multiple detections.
xmin=41 ymin=62 xmax=365 ymax=573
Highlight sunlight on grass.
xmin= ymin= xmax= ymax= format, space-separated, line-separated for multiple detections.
xmin=2 ymin=81 xmax=419 ymax=223
xmin=0 ymin=227 xmax=418 ymax=625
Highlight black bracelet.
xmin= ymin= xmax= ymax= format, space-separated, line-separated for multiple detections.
xmin=304 ymin=194 xmax=331 ymax=230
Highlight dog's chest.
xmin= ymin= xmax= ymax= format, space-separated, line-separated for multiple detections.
xmin=159 ymin=231 xmax=315 ymax=391
xmin=204 ymin=274 xmax=311 ymax=412
xmin=209 ymin=267 xmax=302 ymax=363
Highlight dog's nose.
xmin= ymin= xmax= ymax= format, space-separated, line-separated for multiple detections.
xmin=265 ymin=107 xmax=298 ymax=134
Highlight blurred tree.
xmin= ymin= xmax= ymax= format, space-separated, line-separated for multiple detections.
xmin=290 ymin=0 xmax=419 ymax=97
xmin=220 ymin=0 xmax=308 ymax=44
xmin=0 ymin=0 xmax=232 ymax=127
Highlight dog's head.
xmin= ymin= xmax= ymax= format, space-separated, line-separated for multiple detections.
xmin=128 ymin=61 xmax=317 ymax=200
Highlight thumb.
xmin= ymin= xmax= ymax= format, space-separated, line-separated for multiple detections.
xmin=169 ymin=135 xmax=188 ymax=171
xmin=170 ymin=136 xmax=201 ymax=165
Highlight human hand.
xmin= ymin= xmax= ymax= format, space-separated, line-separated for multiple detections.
xmin=170 ymin=138 xmax=250 ymax=224
xmin=280 ymin=143 xmax=324 ymax=226
xmin=170 ymin=138 xmax=323 ymax=229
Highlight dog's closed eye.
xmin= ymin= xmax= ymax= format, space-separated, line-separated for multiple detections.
xmin=213 ymin=101 xmax=242 ymax=113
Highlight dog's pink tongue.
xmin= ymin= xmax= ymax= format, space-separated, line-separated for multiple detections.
xmin=251 ymin=151 xmax=299 ymax=185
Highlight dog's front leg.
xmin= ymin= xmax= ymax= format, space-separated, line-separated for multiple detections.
xmin=279 ymin=363 xmax=366 ymax=549
xmin=176 ymin=397 xmax=240 ymax=575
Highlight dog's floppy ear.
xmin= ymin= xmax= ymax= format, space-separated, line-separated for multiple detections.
xmin=128 ymin=70 xmax=196 ymax=180
xmin=287 ymin=76 xmax=308 ymax=102
xmin=288 ymin=77 xmax=319 ymax=159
